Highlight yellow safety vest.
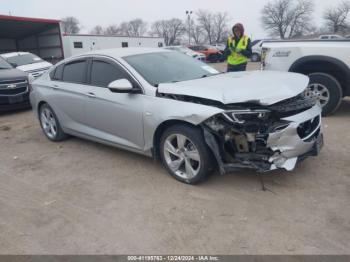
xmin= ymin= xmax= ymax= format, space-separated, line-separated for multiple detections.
xmin=227 ymin=35 xmax=249 ymax=65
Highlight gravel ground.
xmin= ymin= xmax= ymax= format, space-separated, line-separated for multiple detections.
xmin=0 ymin=62 xmax=349 ymax=255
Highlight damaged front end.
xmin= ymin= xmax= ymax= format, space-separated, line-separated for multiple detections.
xmin=201 ymin=94 xmax=324 ymax=174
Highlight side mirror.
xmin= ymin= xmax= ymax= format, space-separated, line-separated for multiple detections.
xmin=10 ymin=62 xmax=18 ymax=68
xmin=108 ymin=79 xmax=134 ymax=93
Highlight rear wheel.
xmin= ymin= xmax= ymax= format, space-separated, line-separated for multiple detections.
xmin=39 ymin=103 xmax=67 ymax=141
xmin=306 ymin=73 xmax=343 ymax=116
xmin=160 ymin=125 xmax=214 ymax=184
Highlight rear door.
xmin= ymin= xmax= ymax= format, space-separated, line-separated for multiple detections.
xmin=83 ymin=57 xmax=144 ymax=150
xmin=48 ymin=59 xmax=89 ymax=131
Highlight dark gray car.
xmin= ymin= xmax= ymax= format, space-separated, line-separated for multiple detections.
xmin=0 ymin=57 xmax=30 ymax=111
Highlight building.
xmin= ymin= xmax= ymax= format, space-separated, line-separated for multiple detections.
xmin=62 ymin=34 xmax=165 ymax=58
xmin=0 ymin=15 xmax=165 ymax=63
xmin=0 ymin=15 xmax=64 ymax=64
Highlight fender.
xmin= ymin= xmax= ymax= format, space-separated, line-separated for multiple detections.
xmin=289 ymin=55 xmax=350 ymax=95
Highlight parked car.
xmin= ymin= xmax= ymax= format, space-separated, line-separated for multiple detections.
xmin=0 ymin=56 xmax=31 ymax=111
xmin=209 ymin=43 xmax=226 ymax=52
xmin=30 ymin=48 xmax=323 ymax=184
xmin=188 ymin=45 xmax=223 ymax=63
xmin=261 ymin=39 xmax=350 ymax=116
xmin=1 ymin=52 xmax=52 ymax=79
xmin=318 ymin=35 xmax=344 ymax=40
xmin=251 ymin=39 xmax=264 ymax=62
xmin=164 ymin=46 xmax=206 ymax=61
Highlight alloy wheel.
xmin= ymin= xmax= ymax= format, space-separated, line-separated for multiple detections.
xmin=40 ymin=107 xmax=58 ymax=139
xmin=163 ymin=134 xmax=201 ymax=180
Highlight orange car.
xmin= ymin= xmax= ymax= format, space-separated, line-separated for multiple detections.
xmin=188 ymin=45 xmax=224 ymax=63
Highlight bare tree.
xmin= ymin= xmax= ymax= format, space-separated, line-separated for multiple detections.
xmin=104 ymin=25 xmax=121 ymax=36
xmin=118 ymin=19 xmax=148 ymax=37
xmin=61 ymin=16 xmax=81 ymax=34
xmin=196 ymin=10 xmax=229 ymax=44
xmin=151 ymin=19 xmax=185 ymax=46
xmin=213 ymin=12 xmax=229 ymax=43
xmin=261 ymin=0 xmax=314 ymax=39
xmin=324 ymin=1 xmax=350 ymax=33
xmin=188 ymin=19 xmax=205 ymax=44
xmin=196 ymin=10 xmax=215 ymax=44
xmin=129 ymin=19 xmax=148 ymax=36
xmin=90 ymin=25 xmax=104 ymax=35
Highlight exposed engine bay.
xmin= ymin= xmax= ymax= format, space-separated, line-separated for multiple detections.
xmin=158 ymin=92 xmax=323 ymax=173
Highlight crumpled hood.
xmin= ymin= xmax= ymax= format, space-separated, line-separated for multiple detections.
xmin=158 ymin=71 xmax=309 ymax=105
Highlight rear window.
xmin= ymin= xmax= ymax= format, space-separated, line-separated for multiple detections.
xmin=62 ymin=60 xmax=87 ymax=84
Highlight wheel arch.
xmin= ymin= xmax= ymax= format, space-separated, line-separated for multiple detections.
xmin=37 ymin=101 xmax=48 ymax=116
xmin=152 ymin=119 xmax=199 ymax=160
xmin=289 ymin=55 xmax=350 ymax=96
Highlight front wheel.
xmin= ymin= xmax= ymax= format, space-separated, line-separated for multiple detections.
xmin=306 ymin=73 xmax=343 ymax=116
xmin=160 ymin=125 xmax=214 ymax=185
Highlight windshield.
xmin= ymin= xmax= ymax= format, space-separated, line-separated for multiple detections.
xmin=5 ymin=53 xmax=43 ymax=67
xmin=124 ymin=51 xmax=219 ymax=86
xmin=0 ymin=57 xmax=12 ymax=69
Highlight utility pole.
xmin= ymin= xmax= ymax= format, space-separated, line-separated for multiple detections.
xmin=186 ymin=11 xmax=193 ymax=45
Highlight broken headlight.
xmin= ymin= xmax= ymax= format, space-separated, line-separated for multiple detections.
xmin=222 ymin=110 xmax=272 ymax=124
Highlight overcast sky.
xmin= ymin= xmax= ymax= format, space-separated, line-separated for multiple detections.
xmin=0 ymin=0 xmax=346 ymax=39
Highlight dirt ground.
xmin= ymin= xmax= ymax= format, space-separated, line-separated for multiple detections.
xmin=0 ymin=62 xmax=349 ymax=255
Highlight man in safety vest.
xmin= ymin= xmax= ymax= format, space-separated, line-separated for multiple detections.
xmin=224 ymin=23 xmax=252 ymax=72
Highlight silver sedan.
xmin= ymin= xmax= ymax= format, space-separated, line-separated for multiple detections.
xmin=30 ymin=48 xmax=323 ymax=184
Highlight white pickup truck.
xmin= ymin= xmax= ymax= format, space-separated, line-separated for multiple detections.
xmin=261 ymin=40 xmax=350 ymax=116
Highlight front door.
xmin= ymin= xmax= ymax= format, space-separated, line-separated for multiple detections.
xmin=84 ymin=57 xmax=144 ymax=150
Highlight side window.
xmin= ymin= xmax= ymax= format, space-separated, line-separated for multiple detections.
xmin=62 ymin=60 xmax=87 ymax=84
xmin=158 ymin=42 xmax=163 ymax=47
xmin=90 ymin=60 xmax=129 ymax=87
xmin=122 ymin=42 xmax=128 ymax=48
xmin=51 ymin=64 xmax=64 ymax=81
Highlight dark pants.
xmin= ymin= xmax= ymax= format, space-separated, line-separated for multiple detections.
xmin=227 ymin=63 xmax=247 ymax=72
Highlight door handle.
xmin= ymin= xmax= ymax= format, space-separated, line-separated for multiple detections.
xmin=51 ymin=84 xmax=60 ymax=90
xmin=86 ymin=92 xmax=96 ymax=98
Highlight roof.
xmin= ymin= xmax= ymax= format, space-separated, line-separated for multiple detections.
xmin=78 ymin=47 xmax=170 ymax=58
xmin=0 ymin=15 xmax=60 ymax=24
xmin=0 ymin=15 xmax=60 ymax=39
xmin=63 ymin=33 xmax=164 ymax=39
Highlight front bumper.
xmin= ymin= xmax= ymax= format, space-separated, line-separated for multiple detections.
xmin=204 ymin=105 xmax=323 ymax=174
xmin=267 ymin=105 xmax=322 ymax=171
xmin=0 ymin=93 xmax=31 ymax=112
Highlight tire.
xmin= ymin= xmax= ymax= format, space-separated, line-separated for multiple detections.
xmin=160 ymin=124 xmax=214 ymax=185
xmin=251 ymin=53 xmax=260 ymax=62
xmin=39 ymin=103 xmax=68 ymax=142
xmin=307 ymin=73 xmax=343 ymax=116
